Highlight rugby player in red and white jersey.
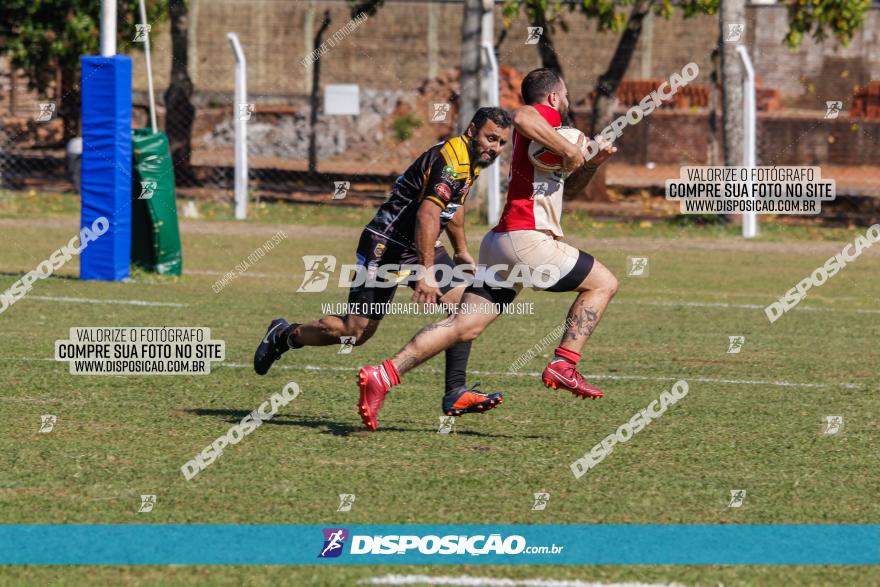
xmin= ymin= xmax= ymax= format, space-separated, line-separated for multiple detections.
xmin=355 ymin=68 xmax=618 ymax=431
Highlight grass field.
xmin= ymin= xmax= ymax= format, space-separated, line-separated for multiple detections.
xmin=0 ymin=191 xmax=878 ymax=586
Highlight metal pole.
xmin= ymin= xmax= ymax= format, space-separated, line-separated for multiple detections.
xmin=227 ymin=33 xmax=248 ymax=221
xmin=481 ymin=41 xmax=501 ymax=226
xmin=737 ymin=45 xmax=758 ymax=239
xmin=100 ymin=0 xmax=117 ymax=57
xmin=138 ymin=0 xmax=157 ymax=133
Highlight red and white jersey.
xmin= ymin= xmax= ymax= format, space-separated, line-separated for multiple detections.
xmin=494 ymin=104 xmax=566 ymax=237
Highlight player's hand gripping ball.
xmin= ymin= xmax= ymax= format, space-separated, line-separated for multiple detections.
xmin=527 ymin=126 xmax=587 ymax=173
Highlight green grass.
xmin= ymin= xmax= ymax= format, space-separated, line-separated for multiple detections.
xmin=0 ymin=192 xmax=878 ymax=585
xmin=1 ymin=189 xmax=858 ymax=242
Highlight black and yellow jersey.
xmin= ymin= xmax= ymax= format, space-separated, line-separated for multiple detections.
xmin=365 ymin=134 xmax=480 ymax=251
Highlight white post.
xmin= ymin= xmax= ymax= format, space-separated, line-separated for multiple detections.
xmin=481 ymin=42 xmax=501 ymax=226
xmin=138 ymin=0 xmax=157 ymax=133
xmin=100 ymin=0 xmax=117 ymax=57
xmin=737 ymin=45 xmax=758 ymax=239
xmin=227 ymin=33 xmax=248 ymax=221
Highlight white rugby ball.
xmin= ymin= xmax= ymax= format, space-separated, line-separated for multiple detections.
xmin=527 ymin=126 xmax=586 ymax=173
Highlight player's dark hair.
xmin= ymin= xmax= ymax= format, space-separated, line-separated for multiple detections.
xmin=521 ymin=68 xmax=563 ymax=105
xmin=469 ymin=107 xmax=512 ymax=132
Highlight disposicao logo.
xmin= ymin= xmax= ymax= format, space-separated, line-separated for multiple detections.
xmin=318 ymin=528 xmax=349 ymax=558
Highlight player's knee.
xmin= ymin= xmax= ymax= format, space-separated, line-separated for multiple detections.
xmin=605 ymin=273 xmax=619 ymax=298
xmin=591 ymin=267 xmax=618 ymax=298
xmin=458 ymin=323 xmax=485 ymax=343
xmin=342 ymin=319 xmax=375 ymax=343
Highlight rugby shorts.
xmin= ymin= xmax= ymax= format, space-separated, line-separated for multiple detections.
xmin=466 ymin=229 xmax=594 ymax=308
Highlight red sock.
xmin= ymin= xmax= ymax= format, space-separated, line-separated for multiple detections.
xmin=553 ymin=346 xmax=581 ymax=365
xmin=381 ymin=359 xmax=401 ymax=386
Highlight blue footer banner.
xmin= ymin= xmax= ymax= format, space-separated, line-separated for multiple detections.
xmin=1 ymin=525 xmax=878 ymax=565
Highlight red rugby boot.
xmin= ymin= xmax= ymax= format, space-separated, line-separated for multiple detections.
xmin=357 ymin=364 xmax=392 ymax=431
xmin=542 ymin=358 xmax=604 ymax=399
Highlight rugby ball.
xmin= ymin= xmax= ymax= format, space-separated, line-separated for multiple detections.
xmin=527 ymin=126 xmax=586 ymax=173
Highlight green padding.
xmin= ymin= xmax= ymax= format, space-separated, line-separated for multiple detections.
xmin=131 ymin=128 xmax=182 ymax=276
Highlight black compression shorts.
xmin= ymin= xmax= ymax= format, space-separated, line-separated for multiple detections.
xmin=347 ymin=230 xmax=462 ymax=320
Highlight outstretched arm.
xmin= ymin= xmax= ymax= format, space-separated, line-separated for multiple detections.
xmin=563 ymin=138 xmax=617 ymax=197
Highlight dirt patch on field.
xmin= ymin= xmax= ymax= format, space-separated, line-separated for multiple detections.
xmin=4 ymin=217 xmax=877 ymax=257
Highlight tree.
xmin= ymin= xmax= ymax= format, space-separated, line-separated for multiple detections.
xmin=785 ymin=0 xmax=871 ymax=47
xmin=719 ymin=0 xmax=744 ymax=167
xmin=165 ymin=0 xmax=196 ymax=186
xmin=720 ymin=0 xmax=870 ymax=167
xmin=0 ymin=0 xmax=166 ymax=143
xmin=501 ymin=0 xmax=566 ymax=77
xmin=350 ymin=0 xmax=489 ymax=134
xmin=503 ymin=0 xmax=716 ymax=200
xmin=501 ymin=0 xmax=871 ymax=199
xmin=459 ymin=0 xmax=483 ymax=133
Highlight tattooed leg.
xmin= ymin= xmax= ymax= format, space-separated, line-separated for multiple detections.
xmin=560 ymin=298 xmax=605 ymax=352
xmin=559 ymin=260 xmax=619 ymax=354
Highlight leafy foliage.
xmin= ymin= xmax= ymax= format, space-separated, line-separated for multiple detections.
xmin=500 ymin=0 xmax=870 ymax=47
xmin=0 ymin=0 xmax=167 ymax=95
xmin=785 ymin=0 xmax=871 ymax=47
xmin=392 ymin=112 xmax=422 ymax=142
xmin=348 ymin=0 xmax=386 ymax=19
xmin=501 ymin=0 xmax=718 ymax=34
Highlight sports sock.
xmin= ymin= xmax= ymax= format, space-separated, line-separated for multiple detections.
xmin=443 ymin=341 xmax=472 ymax=394
xmin=379 ymin=359 xmax=401 ymax=388
xmin=553 ymin=345 xmax=580 ymax=365
xmin=283 ymin=325 xmax=303 ymax=350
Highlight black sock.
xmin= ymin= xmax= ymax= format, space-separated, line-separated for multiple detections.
xmin=444 ymin=340 xmax=472 ymax=394
xmin=279 ymin=324 xmax=301 ymax=351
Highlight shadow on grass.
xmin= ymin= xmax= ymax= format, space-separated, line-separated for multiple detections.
xmin=185 ymin=408 xmax=548 ymax=439
xmin=0 ymin=271 xmax=80 ymax=281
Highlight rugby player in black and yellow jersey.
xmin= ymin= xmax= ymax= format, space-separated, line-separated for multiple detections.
xmin=254 ymin=107 xmax=511 ymax=424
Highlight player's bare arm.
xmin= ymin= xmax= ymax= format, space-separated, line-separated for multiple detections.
xmin=412 ymin=199 xmax=442 ymax=305
xmin=445 ymin=205 xmax=474 ymax=269
xmin=563 ymin=137 xmax=618 ymax=197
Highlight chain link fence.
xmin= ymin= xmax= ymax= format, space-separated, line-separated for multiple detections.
xmin=2 ymin=1 xmax=879 ymax=214
xmin=0 ymin=0 xmax=473 ymax=205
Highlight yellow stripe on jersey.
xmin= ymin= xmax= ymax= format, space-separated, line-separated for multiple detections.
xmin=440 ymin=136 xmax=474 ymax=180
xmin=418 ymin=165 xmax=431 ymax=200
xmin=425 ymin=195 xmax=447 ymax=209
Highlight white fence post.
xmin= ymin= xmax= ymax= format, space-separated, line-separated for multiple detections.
xmin=138 ymin=0 xmax=157 ymax=133
xmin=100 ymin=0 xmax=117 ymax=57
xmin=481 ymin=42 xmax=501 ymax=226
xmin=227 ymin=33 xmax=248 ymax=221
xmin=737 ymin=45 xmax=758 ymax=239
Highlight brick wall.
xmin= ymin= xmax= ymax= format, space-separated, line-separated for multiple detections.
xmin=130 ymin=1 xmax=879 ymax=108
xmin=570 ymin=109 xmax=880 ymax=167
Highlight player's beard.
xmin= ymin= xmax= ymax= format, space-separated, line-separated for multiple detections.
xmin=468 ymin=137 xmax=496 ymax=168
xmin=558 ymin=102 xmax=573 ymax=127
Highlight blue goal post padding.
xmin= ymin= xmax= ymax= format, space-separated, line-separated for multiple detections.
xmin=79 ymin=55 xmax=133 ymax=281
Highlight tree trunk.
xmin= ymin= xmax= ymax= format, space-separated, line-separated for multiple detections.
xmin=308 ymin=11 xmax=332 ymax=174
xmin=530 ymin=10 xmax=564 ymax=79
xmin=581 ymin=0 xmax=653 ymax=202
xmin=164 ymin=0 xmax=196 ymax=186
xmin=458 ymin=0 xmax=482 ymax=134
xmin=708 ymin=48 xmax=720 ymax=165
xmin=720 ymin=0 xmax=745 ymax=167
